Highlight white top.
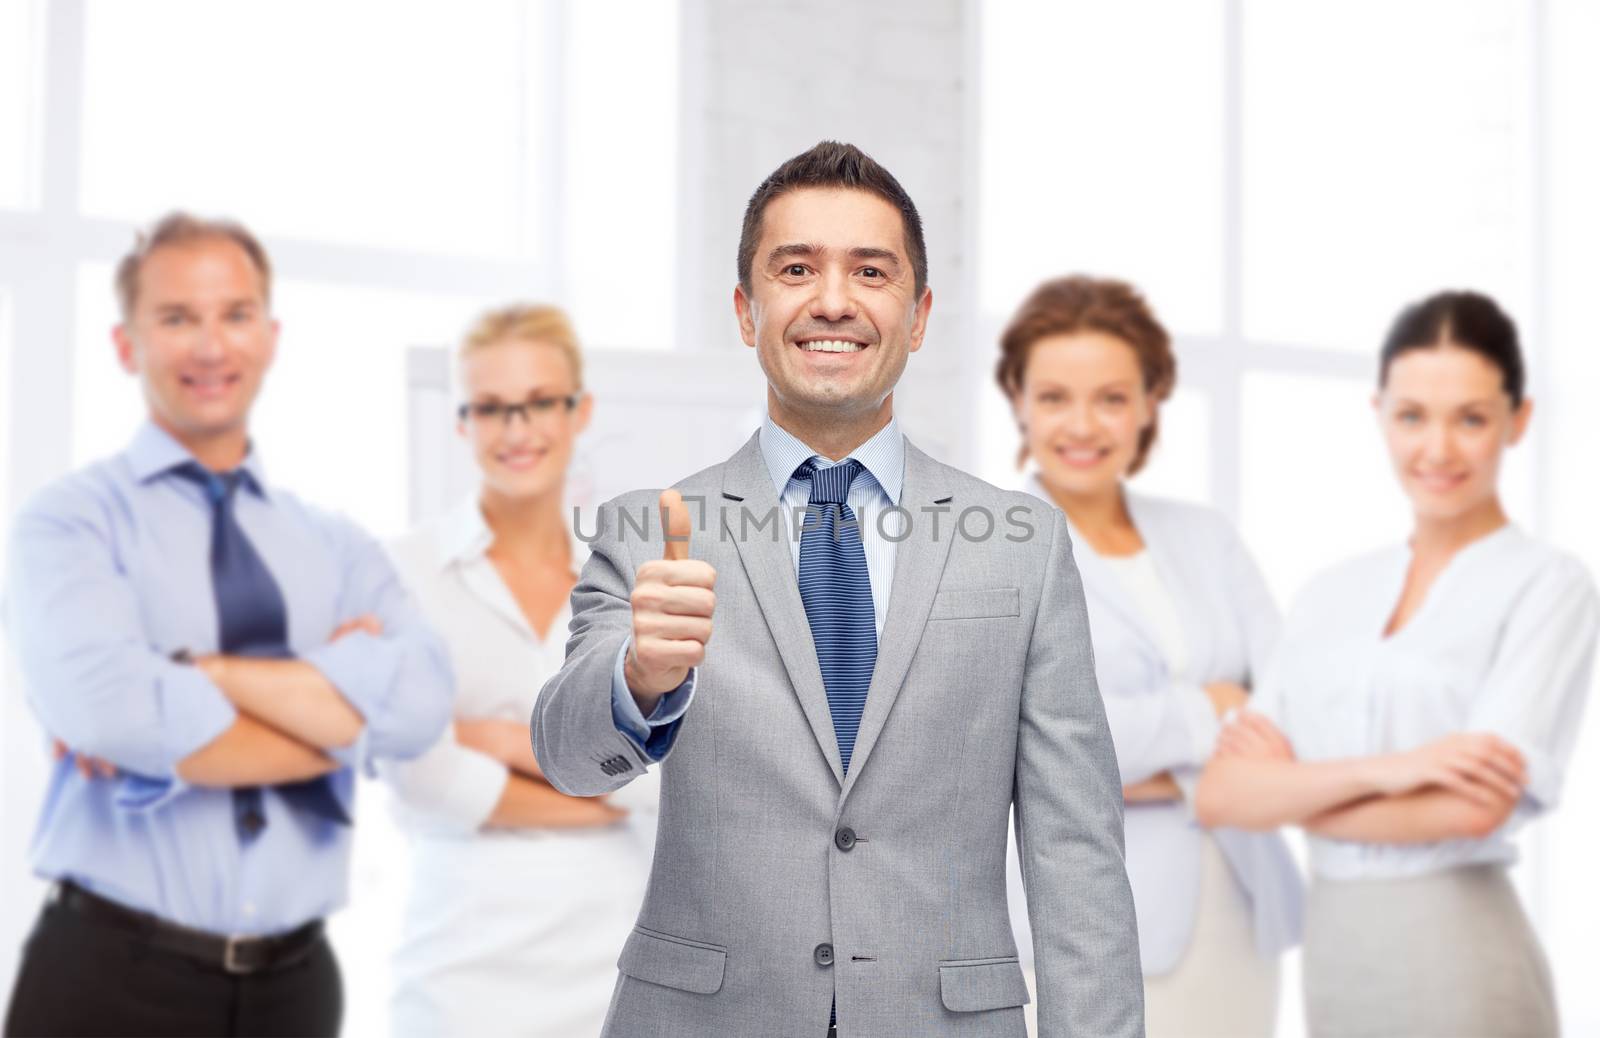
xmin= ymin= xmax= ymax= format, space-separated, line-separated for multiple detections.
xmin=1102 ymin=551 xmax=1191 ymax=680
xmin=1010 ymin=475 xmax=1304 ymax=974
xmin=1252 ymin=524 xmax=1599 ymax=880
xmin=380 ymin=497 xmax=660 ymax=837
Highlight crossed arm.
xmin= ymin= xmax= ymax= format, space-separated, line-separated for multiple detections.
xmin=11 ymin=492 xmax=452 ymax=794
xmin=1193 ymin=711 xmax=1527 ymax=842
xmin=452 ymin=719 xmax=625 ymax=829
xmin=1120 ymin=680 xmax=1252 ymax=804
xmin=62 ymin=616 xmax=381 ymax=789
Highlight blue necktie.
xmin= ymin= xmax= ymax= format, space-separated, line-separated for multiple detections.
xmin=795 ymin=459 xmax=877 ymax=777
xmin=172 ymin=463 xmax=350 ymax=839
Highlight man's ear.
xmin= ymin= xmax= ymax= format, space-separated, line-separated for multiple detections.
xmin=112 ymin=324 xmax=138 ymax=375
xmin=906 ymin=286 xmax=933 ymax=354
xmin=734 ymin=283 xmax=757 ymax=348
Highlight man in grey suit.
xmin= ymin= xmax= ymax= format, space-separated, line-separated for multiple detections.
xmin=533 ymin=141 xmax=1142 ymax=1037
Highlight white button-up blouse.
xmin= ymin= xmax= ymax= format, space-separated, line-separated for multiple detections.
xmin=380 ymin=497 xmax=660 ymax=836
xmin=1252 ymin=524 xmax=1599 ymax=880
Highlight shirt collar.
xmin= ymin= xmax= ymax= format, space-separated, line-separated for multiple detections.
xmin=437 ymin=495 xmax=591 ymax=573
xmin=126 ymin=419 xmax=271 ymax=499
xmin=439 ymin=496 xmax=496 ymax=564
xmin=758 ymin=412 xmax=905 ymax=506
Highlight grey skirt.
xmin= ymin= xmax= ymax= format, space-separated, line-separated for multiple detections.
xmin=1303 ymin=865 xmax=1557 ymax=1038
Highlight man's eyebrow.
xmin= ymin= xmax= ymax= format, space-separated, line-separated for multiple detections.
xmin=766 ymin=242 xmax=821 ymax=265
xmin=847 ymin=247 xmax=902 ymax=268
xmin=765 ymin=243 xmax=905 ymax=269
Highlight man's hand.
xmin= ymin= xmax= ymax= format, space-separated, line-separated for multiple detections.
xmin=54 ymin=739 xmax=116 ymax=779
xmin=623 ymin=489 xmax=716 ymax=712
xmin=1204 ymin=681 xmax=1250 ymax=718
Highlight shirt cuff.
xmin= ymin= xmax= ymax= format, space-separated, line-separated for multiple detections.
xmin=610 ymin=637 xmax=695 ymax=761
xmin=160 ymin=659 xmax=239 ymax=766
xmin=302 ymin=631 xmax=399 ymax=774
xmin=120 ymin=661 xmax=237 ymax=812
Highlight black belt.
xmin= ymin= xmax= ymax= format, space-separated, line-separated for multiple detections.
xmin=52 ymin=881 xmax=324 ymax=975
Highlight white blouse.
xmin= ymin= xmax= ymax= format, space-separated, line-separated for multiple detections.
xmin=1253 ymin=524 xmax=1599 ymax=880
xmin=1102 ymin=551 xmax=1191 ymax=681
xmin=380 ymin=498 xmax=659 ymax=837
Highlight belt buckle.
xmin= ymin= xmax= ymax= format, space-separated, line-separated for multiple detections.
xmin=223 ymin=935 xmax=253 ymax=975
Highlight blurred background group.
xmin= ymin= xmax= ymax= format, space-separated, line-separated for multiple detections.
xmin=3 ymin=2 xmax=1600 ymax=1036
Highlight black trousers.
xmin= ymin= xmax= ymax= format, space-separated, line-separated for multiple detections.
xmin=4 ymin=898 xmax=342 ymax=1038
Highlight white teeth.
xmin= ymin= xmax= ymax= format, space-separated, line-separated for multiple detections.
xmin=799 ymin=339 xmax=865 ymax=353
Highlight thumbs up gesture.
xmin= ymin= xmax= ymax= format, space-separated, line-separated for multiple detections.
xmin=624 ymin=489 xmax=717 ymax=709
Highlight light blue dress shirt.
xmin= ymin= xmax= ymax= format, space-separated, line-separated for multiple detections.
xmin=609 ymin=414 xmax=905 ymax=758
xmin=3 ymin=421 xmax=452 ymax=936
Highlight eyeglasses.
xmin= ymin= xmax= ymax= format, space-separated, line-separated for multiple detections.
xmin=457 ymin=394 xmax=581 ymax=427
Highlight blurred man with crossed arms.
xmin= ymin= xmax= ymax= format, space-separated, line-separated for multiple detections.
xmin=534 ymin=142 xmax=1142 ymax=1037
xmin=3 ymin=213 xmax=451 ymax=1036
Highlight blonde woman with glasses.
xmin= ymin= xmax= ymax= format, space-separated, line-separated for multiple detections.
xmin=381 ymin=305 xmax=658 ymax=1038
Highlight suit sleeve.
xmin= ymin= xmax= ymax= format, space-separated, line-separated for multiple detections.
xmin=1016 ymin=507 xmax=1145 ymax=1037
xmin=533 ymin=495 xmax=692 ymax=796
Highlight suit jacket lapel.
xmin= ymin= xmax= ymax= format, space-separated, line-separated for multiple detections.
xmin=840 ymin=440 xmax=956 ymax=799
xmin=720 ymin=431 xmax=845 ymax=786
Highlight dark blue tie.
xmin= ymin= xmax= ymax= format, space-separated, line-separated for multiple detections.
xmin=172 ymin=462 xmax=350 ymax=839
xmin=795 ymin=459 xmax=877 ymax=777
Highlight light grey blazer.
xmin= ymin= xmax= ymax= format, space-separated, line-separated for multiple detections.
xmin=1017 ymin=477 xmax=1302 ymax=974
xmin=534 ymin=432 xmax=1143 ymax=1038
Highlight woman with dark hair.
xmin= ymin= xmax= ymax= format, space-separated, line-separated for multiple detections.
xmin=1196 ymin=290 xmax=1597 ymax=1036
xmin=999 ymin=275 xmax=1301 ymax=1037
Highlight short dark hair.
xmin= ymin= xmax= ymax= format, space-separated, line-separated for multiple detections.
xmin=1379 ymin=290 xmax=1526 ymax=406
xmin=737 ymin=141 xmax=928 ymax=298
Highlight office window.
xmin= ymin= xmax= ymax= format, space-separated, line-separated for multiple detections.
xmin=563 ymin=0 xmax=680 ymax=349
xmin=1535 ymin=3 xmax=1600 ymax=1033
xmin=81 ymin=1 xmax=543 ymax=258
xmin=0 ymin=1 xmax=43 ymax=208
xmin=1241 ymin=0 xmax=1534 ymax=351
xmin=1238 ymin=372 xmax=1405 ymax=602
xmin=1134 ymin=386 xmax=1211 ymax=506
xmin=980 ymin=0 xmax=1225 ymax=338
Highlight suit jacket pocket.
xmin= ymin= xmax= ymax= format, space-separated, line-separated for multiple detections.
xmin=928 ymin=587 xmax=1021 ymax=621
xmin=617 ymin=926 xmax=727 ymax=995
xmin=938 ymin=956 xmax=1030 ymax=1012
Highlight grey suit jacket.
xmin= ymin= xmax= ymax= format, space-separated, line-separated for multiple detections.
xmin=533 ymin=432 xmax=1143 ymax=1037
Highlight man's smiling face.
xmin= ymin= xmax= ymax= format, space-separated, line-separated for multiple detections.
xmin=735 ymin=187 xmax=931 ymax=425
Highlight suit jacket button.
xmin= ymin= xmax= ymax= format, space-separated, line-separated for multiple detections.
xmin=814 ymin=943 xmax=834 ymax=967
xmin=834 ymin=827 xmax=857 ymax=852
